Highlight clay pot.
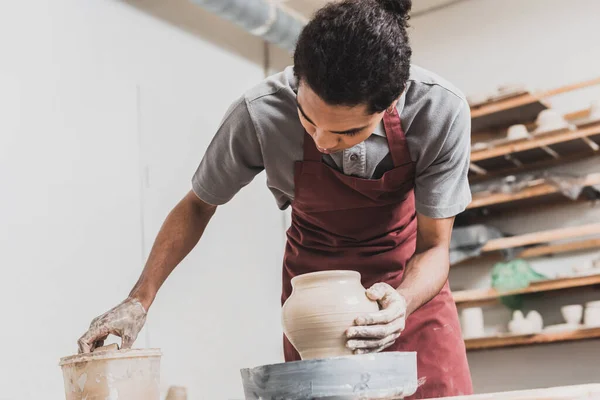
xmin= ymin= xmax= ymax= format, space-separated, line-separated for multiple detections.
xmin=165 ymin=386 xmax=188 ymax=400
xmin=281 ymin=270 xmax=379 ymax=360
xmin=59 ymin=348 xmax=161 ymax=400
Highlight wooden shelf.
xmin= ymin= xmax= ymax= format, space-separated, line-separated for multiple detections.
xmin=471 ymin=124 xmax=600 ymax=163
xmin=467 ymin=173 xmax=600 ymax=209
xmin=465 ymin=327 xmax=600 ymax=351
xmin=468 ymin=150 xmax=600 ymax=184
xmin=470 ymin=77 xmax=600 ymax=133
xmin=453 ymin=274 xmax=600 ymax=307
xmin=481 ymin=223 xmax=600 ymax=253
xmin=452 ymin=238 xmax=600 ymax=267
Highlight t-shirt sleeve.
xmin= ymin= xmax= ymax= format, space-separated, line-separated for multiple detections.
xmin=414 ymin=100 xmax=472 ymax=218
xmin=191 ymin=97 xmax=264 ymax=205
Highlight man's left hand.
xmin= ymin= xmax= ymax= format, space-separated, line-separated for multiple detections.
xmin=345 ymin=282 xmax=407 ymax=354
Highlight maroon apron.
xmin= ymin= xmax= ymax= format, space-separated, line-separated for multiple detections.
xmin=282 ymin=108 xmax=473 ymax=399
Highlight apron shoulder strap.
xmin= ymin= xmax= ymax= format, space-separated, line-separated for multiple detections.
xmin=303 ymin=132 xmax=323 ymax=162
xmin=383 ymin=108 xmax=411 ymax=167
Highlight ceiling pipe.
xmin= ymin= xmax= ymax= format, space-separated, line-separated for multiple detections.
xmin=189 ymin=0 xmax=307 ymax=52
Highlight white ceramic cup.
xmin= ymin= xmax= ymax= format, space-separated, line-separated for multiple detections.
xmin=506 ymin=124 xmax=530 ymax=140
xmin=461 ymin=307 xmax=485 ymax=339
xmin=584 ymin=306 xmax=600 ymax=328
xmin=561 ymin=304 xmax=583 ymax=325
xmin=535 ymin=109 xmax=569 ymax=132
xmin=586 ymin=300 xmax=600 ymax=308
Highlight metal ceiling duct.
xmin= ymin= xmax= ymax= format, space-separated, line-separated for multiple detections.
xmin=189 ymin=0 xmax=306 ymax=52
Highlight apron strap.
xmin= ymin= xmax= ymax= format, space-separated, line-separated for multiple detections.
xmin=303 ymin=132 xmax=323 ymax=162
xmin=383 ymin=108 xmax=410 ymax=167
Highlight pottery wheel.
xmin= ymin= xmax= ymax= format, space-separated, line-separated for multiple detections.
xmin=240 ymin=351 xmax=418 ymax=400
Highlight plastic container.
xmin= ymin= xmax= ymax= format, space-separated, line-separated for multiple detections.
xmin=59 ymin=348 xmax=161 ymax=400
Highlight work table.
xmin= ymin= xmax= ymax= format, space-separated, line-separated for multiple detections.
xmin=432 ymin=384 xmax=600 ymax=399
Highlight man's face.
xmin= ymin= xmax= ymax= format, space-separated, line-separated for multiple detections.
xmin=296 ymin=82 xmax=388 ymax=154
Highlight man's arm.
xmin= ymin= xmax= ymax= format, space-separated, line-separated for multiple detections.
xmin=77 ymin=191 xmax=216 ymax=353
xmin=78 ymin=96 xmax=264 ymax=353
xmin=129 ymin=191 xmax=217 ymax=310
xmin=397 ymin=213 xmax=453 ymax=316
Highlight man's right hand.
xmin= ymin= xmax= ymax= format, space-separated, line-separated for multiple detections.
xmin=77 ymin=297 xmax=148 ymax=354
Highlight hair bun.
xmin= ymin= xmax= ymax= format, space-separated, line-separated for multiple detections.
xmin=377 ymin=0 xmax=412 ymax=17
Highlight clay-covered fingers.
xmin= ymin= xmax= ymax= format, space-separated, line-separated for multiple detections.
xmin=347 ymin=331 xmax=400 ymax=352
xmin=78 ymin=327 xmax=108 ymax=354
xmin=346 ymin=317 xmax=406 ymax=340
xmin=354 ymin=282 xmax=407 ymax=325
xmin=353 ymin=340 xmax=396 ymax=355
xmin=77 ymin=298 xmax=147 ymax=354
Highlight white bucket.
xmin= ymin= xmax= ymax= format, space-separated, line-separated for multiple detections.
xmin=59 ymin=348 xmax=161 ymax=400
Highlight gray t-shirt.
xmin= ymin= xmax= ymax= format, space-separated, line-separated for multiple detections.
xmin=192 ymin=65 xmax=472 ymax=218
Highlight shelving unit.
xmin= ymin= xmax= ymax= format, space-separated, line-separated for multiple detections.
xmin=465 ymin=327 xmax=600 ymax=351
xmin=453 ymin=274 xmax=600 ymax=308
xmin=458 ymin=77 xmax=600 ymax=352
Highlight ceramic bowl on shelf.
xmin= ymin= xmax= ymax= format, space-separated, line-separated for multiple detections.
xmin=533 ymin=109 xmax=572 ymax=135
xmin=471 ymin=142 xmax=489 ymax=151
xmin=461 ymin=307 xmax=485 ymax=339
xmin=586 ymin=300 xmax=600 ymax=308
xmin=506 ymin=124 xmax=531 ymax=141
xmin=561 ymin=304 xmax=584 ymax=325
xmin=584 ymin=305 xmax=600 ymax=328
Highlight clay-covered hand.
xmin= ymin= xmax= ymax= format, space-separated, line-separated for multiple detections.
xmin=345 ymin=282 xmax=407 ymax=354
xmin=77 ymin=297 xmax=147 ymax=354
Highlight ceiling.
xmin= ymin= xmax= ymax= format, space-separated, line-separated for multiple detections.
xmin=281 ymin=0 xmax=462 ymax=18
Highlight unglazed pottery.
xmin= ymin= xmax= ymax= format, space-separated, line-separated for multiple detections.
xmin=584 ymin=301 xmax=600 ymax=327
xmin=282 ymin=270 xmax=379 ymax=360
xmin=534 ymin=109 xmax=571 ymax=134
xmin=506 ymin=124 xmax=530 ymax=141
xmin=59 ymin=348 xmax=161 ymax=400
xmin=561 ymin=304 xmax=583 ymax=325
xmin=508 ymin=310 xmax=543 ymax=335
xmin=461 ymin=307 xmax=485 ymax=339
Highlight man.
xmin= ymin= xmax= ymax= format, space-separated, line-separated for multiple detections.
xmin=78 ymin=0 xmax=473 ymax=397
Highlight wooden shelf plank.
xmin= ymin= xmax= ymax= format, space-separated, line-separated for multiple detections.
xmin=471 ymin=77 xmax=600 ymax=120
xmin=471 ymin=124 xmax=600 ymax=162
xmin=453 ymin=274 xmax=600 ymax=307
xmin=481 ymin=223 xmax=600 ymax=252
xmin=468 ymin=173 xmax=600 ymax=209
xmin=452 ymin=238 xmax=600 ymax=267
xmin=519 ymin=238 xmax=600 ymax=258
xmin=465 ymin=327 xmax=600 ymax=351
xmin=468 ymin=151 xmax=600 ymax=184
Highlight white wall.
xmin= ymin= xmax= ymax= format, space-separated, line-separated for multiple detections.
xmin=410 ymin=0 xmax=600 ymax=393
xmin=0 ymin=1 xmax=283 ymax=399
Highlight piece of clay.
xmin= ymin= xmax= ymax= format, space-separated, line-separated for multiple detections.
xmin=282 ymin=270 xmax=378 ymax=360
xmin=93 ymin=343 xmax=120 ymax=353
xmin=165 ymin=386 xmax=187 ymax=400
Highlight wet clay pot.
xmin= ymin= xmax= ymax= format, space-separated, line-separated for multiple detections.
xmin=282 ymin=270 xmax=379 ymax=360
xmin=59 ymin=347 xmax=161 ymax=400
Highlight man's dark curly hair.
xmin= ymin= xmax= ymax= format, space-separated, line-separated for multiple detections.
xmin=293 ymin=0 xmax=412 ymax=114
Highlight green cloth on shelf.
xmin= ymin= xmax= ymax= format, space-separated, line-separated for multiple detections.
xmin=491 ymin=259 xmax=548 ymax=309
